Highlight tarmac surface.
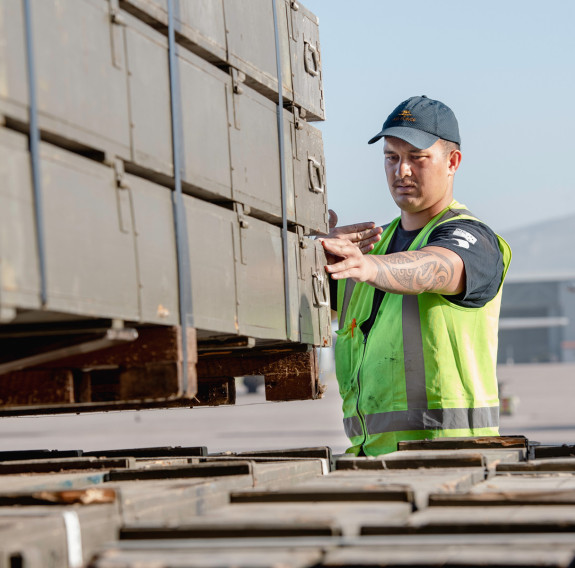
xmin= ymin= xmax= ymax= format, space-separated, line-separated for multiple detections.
xmin=0 ymin=363 xmax=573 ymax=454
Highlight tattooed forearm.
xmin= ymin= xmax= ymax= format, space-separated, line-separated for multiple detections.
xmin=368 ymin=250 xmax=457 ymax=294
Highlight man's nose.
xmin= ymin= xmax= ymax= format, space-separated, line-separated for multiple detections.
xmin=397 ymin=159 xmax=412 ymax=178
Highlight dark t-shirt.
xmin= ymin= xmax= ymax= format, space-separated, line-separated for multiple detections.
xmin=329 ymin=219 xmax=504 ymax=336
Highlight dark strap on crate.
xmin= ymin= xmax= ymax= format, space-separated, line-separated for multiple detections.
xmin=23 ymin=0 xmax=47 ymax=307
xmin=272 ymin=0 xmax=292 ymax=340
xmin=167 ymin=0 xmax=193 ymax=391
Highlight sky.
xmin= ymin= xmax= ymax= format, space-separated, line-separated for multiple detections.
xmin=303 ymin=0 xmax=575 ymax=235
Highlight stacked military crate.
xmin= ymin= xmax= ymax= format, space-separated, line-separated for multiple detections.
xmin=0 ymin=0 xmax=331 ymax=413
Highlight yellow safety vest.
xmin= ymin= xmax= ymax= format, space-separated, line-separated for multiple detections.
xmin=335 ymin=201 xmax=512 ymax=456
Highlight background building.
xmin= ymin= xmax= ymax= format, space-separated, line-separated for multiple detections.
xmin=499 ymin=214 xmax=575 ymax=363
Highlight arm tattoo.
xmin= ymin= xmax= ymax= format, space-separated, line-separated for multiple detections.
xmin=368 ymin=250 xmax=456 ymax=294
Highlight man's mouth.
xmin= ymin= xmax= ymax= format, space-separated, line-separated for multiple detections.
xmin=393 ymin=179 xmax=416 ymax=190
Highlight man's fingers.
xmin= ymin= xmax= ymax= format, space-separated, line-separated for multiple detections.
xmin=334 ymin=224 xmax=382 ymax=244
xmin=321 ymin=238 xmax=357 ymax=257
xmin=359 ymin=243 xmax=375 ymax=254
xmin=328 ymin=209 xmax=338 ymax=230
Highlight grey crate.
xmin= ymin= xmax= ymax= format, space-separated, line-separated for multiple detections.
xmin=120 ymin=0 xmax=325 ymax=121
xmin=229 ymin=83 xmax=327 ymax=234
xmin=178 ymin=47 xmax=234 ymax=201
xmin=122 ymin=14 xmax=326 ymax=233
xmin=293 ymin=119 xmax=329 ymax=233
xmin=0 ymin=0 xmax=132 ymax=159
xmin=120 ymin=0 xmax=228 ymax=63
xmin=0 ymin=128 xmax=40 ymax=321
xmin=129 ymin=178 xmax=329 ymax=343
xmin=224 ymin=0 xmax=324 ymax=121
xmin=0 ymin=129 xmax=139 ymax=323
xmin=289 ymin=1 xmax=325 ymax=122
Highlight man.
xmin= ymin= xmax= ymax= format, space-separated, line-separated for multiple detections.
xmin=320 ymin=95 xmax=511 ymax=456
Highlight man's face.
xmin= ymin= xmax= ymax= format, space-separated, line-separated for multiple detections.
xmin=383 ymin=136 xmax=460 ymax=215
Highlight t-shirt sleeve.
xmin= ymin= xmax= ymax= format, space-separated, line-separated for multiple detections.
xmin=426 ymin=219 xmax=504 ymax=308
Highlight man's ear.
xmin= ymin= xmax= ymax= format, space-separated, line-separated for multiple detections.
xmin=448 ymin=149 xmax=462 ymax=176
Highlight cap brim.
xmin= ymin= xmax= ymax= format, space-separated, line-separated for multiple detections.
xmin=368 ymin=126 xmax=440 ymax=150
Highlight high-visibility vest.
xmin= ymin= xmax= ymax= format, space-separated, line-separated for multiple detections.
xmin=335 ymin=201 xmax=512 ymax=456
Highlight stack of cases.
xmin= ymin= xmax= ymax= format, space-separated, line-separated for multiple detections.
xmin=0 ymin=0 xmax=331 ymax=346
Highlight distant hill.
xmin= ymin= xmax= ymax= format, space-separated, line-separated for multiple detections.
xmin=502 ymin=213 xmax=575 ymax=282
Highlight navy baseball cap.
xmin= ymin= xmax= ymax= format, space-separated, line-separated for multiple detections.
xmin=368 ymin=95 xmax=461 ymax=149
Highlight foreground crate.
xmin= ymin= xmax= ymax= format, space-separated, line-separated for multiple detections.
xmin=1 ymin=438 xmax=575 ymax=567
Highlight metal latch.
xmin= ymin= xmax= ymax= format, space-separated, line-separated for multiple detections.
xmin=114 ymin=159 xmax=132 ymax=234
xmin=304 ymin=41 xmax=320 ymax=77
xmin=231 ymin=68 xmax=246 ymax=130
xmin=236 ymin=203 xmax=250 ymax=265
xmin=312 ymin=271 xmax=329 ymax=307
xmin=308 ymin=156 xmax=324 ymax=193
xmin=108 ymin=0 xmax=126 ymax=69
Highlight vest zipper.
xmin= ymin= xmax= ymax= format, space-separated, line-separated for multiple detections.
xmin=356 ymin=332 xmax=369 ymax=450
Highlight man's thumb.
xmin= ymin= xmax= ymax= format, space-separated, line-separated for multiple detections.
xmin=328 ymin=209 xmax=338 ymax=230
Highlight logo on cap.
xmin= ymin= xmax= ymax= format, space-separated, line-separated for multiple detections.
xmin=393 ymin=110 xmax=416 ymax=123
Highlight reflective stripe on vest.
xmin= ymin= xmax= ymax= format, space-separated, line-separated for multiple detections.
xmin=344 ymin=405 xmax=499 ymax=437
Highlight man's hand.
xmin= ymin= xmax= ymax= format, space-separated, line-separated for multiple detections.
xmin=321 ymin=240 xmax=466 ymax=296
xmin=323 ymin=209 xmax=383 ymax=253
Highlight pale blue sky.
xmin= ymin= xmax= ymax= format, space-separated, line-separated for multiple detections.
xmin=304 ymin=0 xmax=575 ymax=234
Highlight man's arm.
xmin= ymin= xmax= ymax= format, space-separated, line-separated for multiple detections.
xmin=321 ymin=238 xmax=465 ymax=296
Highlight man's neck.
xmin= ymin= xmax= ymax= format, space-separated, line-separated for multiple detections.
xmin=400 ymin=196 xmax=454 ymax=231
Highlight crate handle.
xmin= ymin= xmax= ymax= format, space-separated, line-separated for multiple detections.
xmin=304 ymin=41 xmax=320 ymax=77
xmin=312 ymin=271 xmax=329 ymax=307
xmin=308 ymin=157 xmax=324 ymax=193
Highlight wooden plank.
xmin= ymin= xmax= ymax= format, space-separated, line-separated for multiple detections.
xmin=40 ymin=326 xmax=198 ymax=369
xmin=0 ymin=362 xmax=197 ymax=412
xmin=120 ymin=521 xmax=340 ymax=539
xmin=0 ymin=457 xmax=132 ymax=475
xmin=193 ymin=377 xmax=236 ymax=406
xmin=0 ymin=449 xmax=83 ymax=461
xmin=90 ymin=546 xmax=323 ymax=568
xmin=336 ymin=451 xmax=488 ymax=470
xmin=298 ymin=469 xmax=485 ymax=511
xmin=230 ymin=485 xmax=415 ymax=504
xmin=106 ymin=475 xmax=255 ymax=523
xmin=196 ymin=502 xmax=412 ymax=538
xmin=248 ymin=460 xmax=325 ymax=488
xmin=322 ymin=544 xmax=575 ymax=567
xmin=84 ymin=446 xmax=208 ymax=458
xmin=196 ymin=346 xmax=323 ymax=401
xmin=361 ymin=504 xmax=575 ymax=535
xmin=106 ymin=462 xmax=254 ymax=482
xmin=0 ymin=471 xmax=109 ymax=493
xmin=498 ymin=459 xmax=575 ymax=472
xmin=0 ymin=488 xmax=116 ymax=506
xmin=0 ymin=369 xmax=75 ymax=405
xmin=429 ymin=490 xmax=575 ymax=506
xmin=211 ymin=446 xmax=333 ymax=472
xmin=398 ymin=435 xmax=528 ymax=451
xmin=534 ymin=445 xmax=575 ymax=459
xmin=232 ymin=446 xmax=332 ymax=462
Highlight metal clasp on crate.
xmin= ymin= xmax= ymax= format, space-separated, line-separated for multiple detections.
xmin=108 ymin=0 xmax=126 ymax=69
xmin=312 ymin=271 xmax=329 ymax=307
xmin=308 ymin=156 xmax=324 ymax=193
xmin=304 ymin=41 xmax=320 ymax=77
xmin=231 ymin=69 xmax=246 ymax=130
xmin=235 ymin=203 xmax=250 ymax=265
